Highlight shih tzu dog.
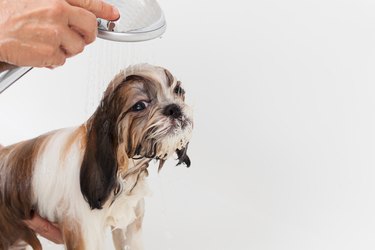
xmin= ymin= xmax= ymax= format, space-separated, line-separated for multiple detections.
xmin=0 ymin=64 xmax=193 ymax=250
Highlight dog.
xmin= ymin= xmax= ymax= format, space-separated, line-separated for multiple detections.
xmin=0 ymin=64 xmax=193 ymax=250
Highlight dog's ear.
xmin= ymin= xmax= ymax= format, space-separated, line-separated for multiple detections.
xmin=80 ymin=110 xmax=119 ymax=209
xmin=80 ymin=79 xmax=129 ymax=209
xmin=176 ymin=143 xmax=191 ymax=167
xmin=80 ymin=76 xmax=141 ymax=209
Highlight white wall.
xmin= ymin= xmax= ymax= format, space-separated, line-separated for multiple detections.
xmin=1 ymin=0 xmax=375 ymax=249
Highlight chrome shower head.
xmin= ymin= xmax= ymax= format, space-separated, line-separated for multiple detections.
xmin=97 ymin=0 xmax=167 ymax=42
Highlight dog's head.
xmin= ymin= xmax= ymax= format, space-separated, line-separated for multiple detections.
xmin=80 ymin=64 xmax=193 ymax=209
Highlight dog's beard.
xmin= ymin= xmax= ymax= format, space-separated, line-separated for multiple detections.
xmin=130 ymin=107 xmax=193 ymax=163
xmin=152 ymin=116 xmax=193 ymax=160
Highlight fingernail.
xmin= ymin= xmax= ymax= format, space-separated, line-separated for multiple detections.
xmin=112 ymin=7 xmax=120 ymax=19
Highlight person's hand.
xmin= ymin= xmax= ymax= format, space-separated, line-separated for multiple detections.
xmin=0 ymin=0 xmax=119 ymax=68
xmin=23 ymin=212 xmax=63 ymax=244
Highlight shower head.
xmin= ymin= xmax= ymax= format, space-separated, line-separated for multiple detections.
xmin=97 ymin=0 xmax=167 ymax=42
xmin=0 ymin=0 xmax=167 ymax=93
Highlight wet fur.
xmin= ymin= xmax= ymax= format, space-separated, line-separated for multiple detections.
xmin=0 ymin=64 xmax=193 ymax=249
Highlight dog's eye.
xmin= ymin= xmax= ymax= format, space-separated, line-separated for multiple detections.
xmin=174 ymin=85 xmax=185 ymax=95
xmin=131 ymin=101 xmax=149 ymax=112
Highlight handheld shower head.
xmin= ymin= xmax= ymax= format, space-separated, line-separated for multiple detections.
xmin=0 ymin=0 xmax=167 ymax=93
xmin=98 ymin=0 xmax=167 ymax=42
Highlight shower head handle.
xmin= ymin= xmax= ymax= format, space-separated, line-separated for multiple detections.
xmin=0 ymin=62 xmax=32 ymax=94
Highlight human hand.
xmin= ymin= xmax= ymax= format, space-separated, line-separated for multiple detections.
xmin=0 ymin=0 xmax=119 ymax=68
xmin=23 ymin=212 xmax=63 ymax=244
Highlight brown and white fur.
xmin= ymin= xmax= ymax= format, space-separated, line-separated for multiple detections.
xmin=0 ymin=64 xmax=193 ymax=250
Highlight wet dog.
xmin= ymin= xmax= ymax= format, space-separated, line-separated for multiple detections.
xmin=0 ymin=64 xmax=193 ymax=249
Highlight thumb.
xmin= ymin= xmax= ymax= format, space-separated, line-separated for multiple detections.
xmin=67 ymin=0 xmax=120 ymax=20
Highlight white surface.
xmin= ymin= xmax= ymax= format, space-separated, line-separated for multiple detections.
xmin=1 ymin=0 xmax=375 ymax=249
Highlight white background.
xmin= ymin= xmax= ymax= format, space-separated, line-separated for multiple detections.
xmin=1 ymin=0 xmax=375 ymax=249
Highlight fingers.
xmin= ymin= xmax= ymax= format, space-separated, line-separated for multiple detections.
xmin=44 ymin=5 xmax=96 ymax=67
xmin=67 ymin=6 xmax=97 ymax=44
xmin=67 ymin=0 xmax=120 ymax=20
xmin=41 ymin=44 xmax=67 ymax=67
xmin=23 ymin=213 xmax=63 ymax=244
xmin=0 ymin=0 xmax=113 ymax=69
xmin=60 ymin=26 xmax=85 ymax=57
xmin=51 ymin=49 xmax=67 ymax=67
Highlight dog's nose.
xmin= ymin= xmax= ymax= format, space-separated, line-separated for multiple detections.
xmin=163 ymin=104 xmax=182 ymax=119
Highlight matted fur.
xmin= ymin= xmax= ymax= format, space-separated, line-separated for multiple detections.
xmin=0 ymin=64 xmax=193 ymax=250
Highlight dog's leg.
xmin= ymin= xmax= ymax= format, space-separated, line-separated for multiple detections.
xmin=111 ymin=228 xmax=126 ymax=250
xmin=112 ymin=199 xmax=145 ymax=250
xmin=20 ymin=230 xmax=42 ymax=250
xmin=61 ymin=222 xmax=85 ymax=250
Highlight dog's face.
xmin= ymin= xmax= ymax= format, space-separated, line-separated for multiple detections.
xmin=80 ymin=64 xmax=193 ymax=209
xmin=114 ymin=67 xmax=193 ymax=164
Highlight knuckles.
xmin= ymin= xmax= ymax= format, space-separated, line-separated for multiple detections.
xmin=44 ymin=1 xmax=68 ymax=20
xmin=81 ymin=11 xmax=98 ymax=44
xmin=40 ymin=45 xmax=57 ymax=58
xmin=56 ymin=56 xmax=66 ymax=66
xmin=81 ymin=0 xmax=93 ymax=9
xmin=77 ymin=43 xmax=85 ymax=54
